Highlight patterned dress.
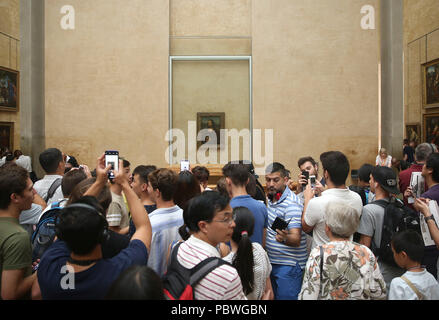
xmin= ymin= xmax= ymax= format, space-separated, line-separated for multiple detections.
xmin=299 ymin=241 xmax=387 ymax=300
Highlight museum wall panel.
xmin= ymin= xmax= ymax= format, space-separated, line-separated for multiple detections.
xmin=252 ymin=0 xmax=380 ymax=179
xmin=404 ymin=0 xmax=439 ymax=143
xmin=45 ymin=0 xmax=169 ymax=167
xmin=0 ymin=0 xmax=20 ymax=152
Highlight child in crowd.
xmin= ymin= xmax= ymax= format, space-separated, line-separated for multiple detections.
xmin=389 ymin=230 xmax=439 ymax=300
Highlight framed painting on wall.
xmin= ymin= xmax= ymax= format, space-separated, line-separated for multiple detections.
xmin=0 ymin=66 xmax=19 ymax=112
xmin=423 ymin=59 xmax=439 ymax=108
xmin=423 ymin=113 xmax=439 ymax=144
xmin=197 ymin=112 xmax=225 ymax=148
xmin=0 ymin=122 xmax=14 ymax=151
xmin=405 ymin=123 xmax=421 ymax=144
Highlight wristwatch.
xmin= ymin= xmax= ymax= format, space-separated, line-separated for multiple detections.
xmin=425 ymin=215 xmax=435 ymax=223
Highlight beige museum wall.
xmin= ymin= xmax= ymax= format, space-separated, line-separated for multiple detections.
xmin=45 ymin=0 xmax=169 ymax=168
xmin=404 ymin=0 xmax=439 ymax=134
xmin=252 ymin=0 xmax=380 ymax=180
xmin=45 ymin=0 xmax=380 ymax=181
xmin=0 ymin=0 xmax=20 ymax=151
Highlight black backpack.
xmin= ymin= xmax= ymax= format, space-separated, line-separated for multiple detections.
xmin=31 ymin=201 xmax=64 ymax=262
xmin=372 ymin=198 xmax=422 ymax=268
xmin=162 ymin=242 xmax=232 ymax=300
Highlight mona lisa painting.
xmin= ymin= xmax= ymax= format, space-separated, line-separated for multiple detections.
xmin=197 ymin=112 xmax=225 ymax=148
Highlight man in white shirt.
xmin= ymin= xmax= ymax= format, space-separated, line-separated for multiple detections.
xmin=33 ymin=148 xmax=65 ymax=205
xmin=14 ymin=150 xmax=32 ymax=173
xmin=146 ymin=168 xmax=183 ymax=277
xmin=302 ymin=151 xmax=363 ymax=248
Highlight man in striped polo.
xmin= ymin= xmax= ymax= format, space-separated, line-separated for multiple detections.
xmin=265 ymin=162 xmax=307 ymax=300
xmin=176 ymin=191 xmax=246 ymax=300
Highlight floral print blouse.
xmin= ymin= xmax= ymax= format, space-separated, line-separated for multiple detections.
xmin=299 ymin=241 xmax=387 ymax=300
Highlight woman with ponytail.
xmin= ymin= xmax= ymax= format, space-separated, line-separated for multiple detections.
xmin=223 ymin=207 xmax=274 ymax=300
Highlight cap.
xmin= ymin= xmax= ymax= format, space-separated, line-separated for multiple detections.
xmin=371 ymin=166 xmax=399 ymax=195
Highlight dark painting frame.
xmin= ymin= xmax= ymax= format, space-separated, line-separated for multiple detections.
xmin=424 ymin=59 xmax=439 ymax=108
xmin=423 ymin=113 xmax=439 ymax=144
xmin=0 ymin=66 xmax=19 ymax=112
xmin=405 ymin=123 xmax=421 ymax=144
xmin=196 ymin=112 xmax=225 ymax=148
xmin=0 ymin=122 xmax=14 ymax=151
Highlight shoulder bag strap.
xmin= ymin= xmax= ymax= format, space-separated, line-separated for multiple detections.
xmin=401 ymin=275 xmax=425 ymax=300
xmin=45 ymin=178 xmax=62 ymax=202
xmin=190 ymin=257 xmax=231 ymax=287
xmin=318 ymin=245 xmax=324 ymax=299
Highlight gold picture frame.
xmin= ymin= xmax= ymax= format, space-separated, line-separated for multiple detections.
xmin=0 ymin=66 xmax=19 ymax=112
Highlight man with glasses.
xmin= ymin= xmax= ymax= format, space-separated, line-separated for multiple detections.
xmin=174 ymin=191 xmax=246 ymax=300
xmin=265 ymin=162 xmax=307 ymax=300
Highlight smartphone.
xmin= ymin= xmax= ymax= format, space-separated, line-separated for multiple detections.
xmin=301 ymin=170 xmax=309 ymax=187
xmin=180 ymin=160 xmax=190 ymax=172
xmin=271 ymin=216 xmax=293 ymax=232
xmin=310 ymin=175 xmax=316 ymax=188
xmin=105 ymin=150 xmax=119 ymax=181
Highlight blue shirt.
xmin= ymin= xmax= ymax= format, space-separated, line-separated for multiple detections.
xmin=230 ymin=195 xmax=268 ymax=245
xmin=266 ymin=187 xmax=307 ymax=268
xmin=37 ymin=239 xmax=148 ymax=300
xmin=147 ymin=205 xmax=183 ymax=277
xmin=128 ymin=204 xmax=157 ymax=238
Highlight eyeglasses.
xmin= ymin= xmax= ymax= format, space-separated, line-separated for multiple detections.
xmin=212 ymin=213 xmax=235 ymax=225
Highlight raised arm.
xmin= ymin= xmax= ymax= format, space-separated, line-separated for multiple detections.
xmin=113 ymin=160 xmax=152 ymax=252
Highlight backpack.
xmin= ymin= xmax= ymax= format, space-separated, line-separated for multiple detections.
xmin=31 ymin=201 xmax=64 ymax=262
xmin=162 ymin=242 xmax=232 ymax=300
xmin=372 ymin=197 xmax=422 ymax=268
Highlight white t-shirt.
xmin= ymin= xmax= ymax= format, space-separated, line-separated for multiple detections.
xmin=304 ymin=188 xmax=363 ymax=248
xmin=223 ymin=242 xmax=272 ymax=300
xmin=15 ymin=155 xmax=32 ymax=172
xmin=376 ymin=155 xmax=392 ymax=167
xmin=389 ymin=270 xmax=439 ymax=300
xmin=34 ymin=175 xmax=64 ymax=205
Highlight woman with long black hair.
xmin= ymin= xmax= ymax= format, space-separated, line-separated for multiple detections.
xmin=223 ymin=206 xmax=274 ymax=300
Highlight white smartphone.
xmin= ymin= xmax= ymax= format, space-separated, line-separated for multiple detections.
xmin=180 ymin=160 xmax=190 ymax=172
xmin=105 ymin=150 xmax=119 ymax=180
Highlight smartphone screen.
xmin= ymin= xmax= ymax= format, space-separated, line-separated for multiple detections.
xmin=105 ymin=150 xmax=119 ymax=179
xmin=180 ymin=160 xmax=190 ymax=172
xmin=310 ymin=175 xmax=316 ymax=188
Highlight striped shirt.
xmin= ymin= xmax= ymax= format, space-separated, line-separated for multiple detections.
xmin=176 ymin=235 xmax=247 ymax=300
xmin=147 ymin=205 xmax=184 ymax=277
xmin=106 ymin=191 xmax=129 ymax=228
xmin=266 ymin=187 xmax=308 ymax=268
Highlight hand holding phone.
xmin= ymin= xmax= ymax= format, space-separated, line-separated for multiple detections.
xmin=105 ymin=150 xmax=119 ymax=182
xmin=270 ymin=216 xmax=292 ymax=232
xmin=300 ymin=171 xmax=309 ymax=187
xmin=310 ymin=175 xmax=316 ymax=189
